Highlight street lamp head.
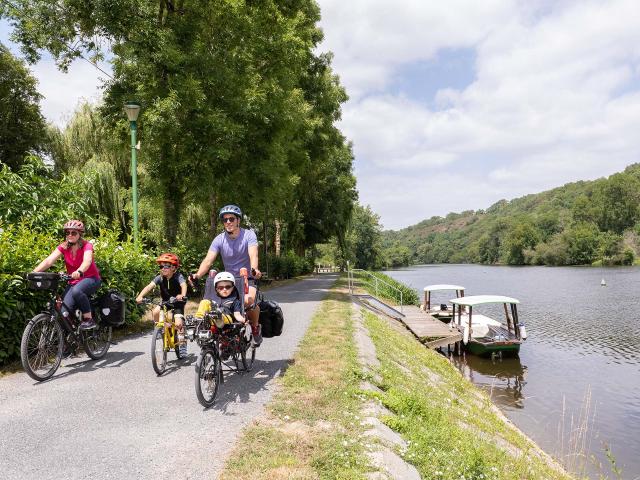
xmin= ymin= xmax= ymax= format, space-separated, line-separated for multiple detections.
xmin=124 ymin=101 xmax=141 ymax=122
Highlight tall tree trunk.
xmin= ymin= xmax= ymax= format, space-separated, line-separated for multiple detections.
xmin=262 ymin=217 xmax=269 ymax=276
xmin=163 ymin=195 xmax=178 ymax=244
xmin=209 ymin=193 xmax=218 ymax=237
xmin=275 ymin=219 xmax=281 ymax=257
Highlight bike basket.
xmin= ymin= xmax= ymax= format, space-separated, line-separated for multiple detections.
xmin=26 ymin=272 xmax=60 ymax=291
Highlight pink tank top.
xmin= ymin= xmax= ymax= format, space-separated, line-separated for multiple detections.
xmin=57 ymin=241 xmax=101 ymax=284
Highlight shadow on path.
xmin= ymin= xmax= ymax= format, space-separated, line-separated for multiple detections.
xmin=202 ymin=358 xmax=294 ymax=413
xmin=33 ymin=350 xmax=145 ymax=384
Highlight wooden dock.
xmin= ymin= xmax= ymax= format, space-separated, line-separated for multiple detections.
xmin=398 ymin=306 xmax=462 ymax=349
xmin=353 ymin=294 xmax=462 ymax=350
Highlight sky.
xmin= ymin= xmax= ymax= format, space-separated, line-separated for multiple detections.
xmin=3 ymin=0 xmax=640 ymax=230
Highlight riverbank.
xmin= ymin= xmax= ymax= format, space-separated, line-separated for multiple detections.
xmin=218 ymin=278 xmax=572 ymax=479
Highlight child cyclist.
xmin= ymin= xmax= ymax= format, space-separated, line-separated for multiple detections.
xmin=194 ymin=271 xmax=245 ymax=324
xmin=136 ymin=253 xmax=188 ymax=355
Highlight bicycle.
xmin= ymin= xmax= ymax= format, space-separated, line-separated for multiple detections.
xmin=141 ymin=297 xmax=190 ymax=376
xmin=21 ymin=272 xmax=113 ymax=382
xmin=192 ymin=270 xmax=255 ymax=407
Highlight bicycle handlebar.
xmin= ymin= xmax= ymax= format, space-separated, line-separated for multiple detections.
xmin=140 ymin=297 xmax=188 ymax=308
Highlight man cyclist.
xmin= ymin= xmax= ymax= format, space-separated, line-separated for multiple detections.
xmin=192 ymin=204 xmax=263 ymax=345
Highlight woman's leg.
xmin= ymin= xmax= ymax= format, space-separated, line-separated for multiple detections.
xmin=69 ymin=278 xmax=101 ymax=328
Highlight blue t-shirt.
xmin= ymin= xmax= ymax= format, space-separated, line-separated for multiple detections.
xmin=209 ymin=228 xmax=258 ymax=277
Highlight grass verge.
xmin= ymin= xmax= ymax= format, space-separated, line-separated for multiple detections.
xmin=219 ymin=285 xmax=371 ymax=479
xmin=362 ymin=309 xmax=575 ymax=480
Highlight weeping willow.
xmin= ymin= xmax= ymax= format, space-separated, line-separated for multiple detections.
xmin=48 ymin=101 xmax=131 ymax=234
xmin=77 ymin=158 xmax=126 ymax=231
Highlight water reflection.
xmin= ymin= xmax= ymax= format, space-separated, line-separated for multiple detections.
xmin=450 ymin=352 xmax=528 ymax=410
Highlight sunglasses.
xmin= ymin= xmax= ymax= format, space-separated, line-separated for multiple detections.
xmin=65 ymin=230 xmax=80 ymax=236
xmin=159 ymin=264 xmax=173 ymax=269
xmin=221 ymin=216 xmax=237 ymax=223
xmin=216 ymin=284 xmax=233 ymax=290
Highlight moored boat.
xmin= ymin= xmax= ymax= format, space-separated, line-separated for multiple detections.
xmin=422 ymin=284 xmax=465 ymax=323
xmin=450 ymin=295 xmax=527 ymax=357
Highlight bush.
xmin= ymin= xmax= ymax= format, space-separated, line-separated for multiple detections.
xmin=265 ymin=252 xmax=314 ymax=279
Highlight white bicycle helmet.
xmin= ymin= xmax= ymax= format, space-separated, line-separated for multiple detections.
xmin=214 ymin=271 xmax=235 ymax=286
xmin=219 ymin=204 xmax=242 ymax=220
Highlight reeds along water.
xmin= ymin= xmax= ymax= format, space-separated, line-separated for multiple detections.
xmin=557 ymin=386 xmax=596 ymax=477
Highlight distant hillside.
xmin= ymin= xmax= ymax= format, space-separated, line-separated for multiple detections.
xmin=381 ymin=163 xmax=640 ymax=266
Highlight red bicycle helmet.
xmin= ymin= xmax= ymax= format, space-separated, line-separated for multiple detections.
xmin=156 ymin=253 xmax=180 ymax=267
xmin=62 ymin=219 xmax=85 ymax=232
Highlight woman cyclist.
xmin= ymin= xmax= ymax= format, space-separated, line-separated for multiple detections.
xmin=33 ymin=219 xmax=101 ymax=330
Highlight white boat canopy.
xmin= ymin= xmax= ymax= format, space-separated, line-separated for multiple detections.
xmin=423 ymin=284 xmax=465 ymax=292
xmin=450 ymin=295 xmax=519 ymax=307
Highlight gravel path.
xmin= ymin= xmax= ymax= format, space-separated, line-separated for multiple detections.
xmin=0 ymin=274 xmax=338 ymax=480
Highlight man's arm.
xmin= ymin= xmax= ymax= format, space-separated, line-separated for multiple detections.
xmin=194 ymin=250 xmax=217 ymax=279
xmin=248 ymin=244 xmax=262 ymax=279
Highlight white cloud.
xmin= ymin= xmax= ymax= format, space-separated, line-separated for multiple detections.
xmin=318 ymin=0 xmax=640 ymax=229
xmin=1 ymin=19 xmax=109 ymax=127
xmin=319 ymin=0 xmax=516 ymax=99
xmin=30 ymin=59 xmax=108 ymax=127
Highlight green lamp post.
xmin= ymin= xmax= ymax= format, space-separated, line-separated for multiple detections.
xmin=124 ymin=101 xmax=141 ymax=245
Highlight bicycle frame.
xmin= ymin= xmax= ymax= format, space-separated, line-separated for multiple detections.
xmin=156 ymin=307 xmax=178 ymax=351
xmin=48 ymin=284 xmax=90 ymax=343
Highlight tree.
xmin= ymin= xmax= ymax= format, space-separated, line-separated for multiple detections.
xmin=571 ymin=194 xmax=596 ymax=224
xmin=345 ymin=204 xmax=383 ymax=269
xmin=593 ymin=173 xmax=640 ymax=234
xmin=564 ymin=222 xmax=600 ymax=265
xmin=0 ymin=44 xmax=48 ymax=170
xmin=0 ymin=156 xmax=90 ymax=231
xmin=47 ymin=102 xmax=130 ymax=233
xmin=502 ymin=218 xmax=540 ymax=265
xmin=4 ymin=0 xmax=356 ymax=247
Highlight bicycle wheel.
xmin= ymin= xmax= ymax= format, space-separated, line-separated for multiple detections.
xmin=151 ymin=326 xmax=167 ymax=375
xmin=83 ymin=323 xmax=112 ymax=360
xmin=240 ymin=337 xmax=256 ymax=372
xmin=20 ymin=313 xmax=64 ymax=381
xmin=195 ymin=347 xmax=221 ymax=407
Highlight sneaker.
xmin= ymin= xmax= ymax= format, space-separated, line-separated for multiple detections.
xmin=79 ymin=319 xmax=96 ymax=330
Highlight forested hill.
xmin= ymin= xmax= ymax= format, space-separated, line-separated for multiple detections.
xmin=381 ymin=163 xmax=640 ymax=267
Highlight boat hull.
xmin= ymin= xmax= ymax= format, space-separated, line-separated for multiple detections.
xmin=467 ymin=340 xmax=521 ymax=357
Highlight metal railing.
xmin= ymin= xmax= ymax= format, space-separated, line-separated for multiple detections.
xmin=347 ymin=264 xmax=404 ymax=313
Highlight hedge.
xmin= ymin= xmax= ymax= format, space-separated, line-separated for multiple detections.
xmin=265 ymin=251 xmax=314 ymax=279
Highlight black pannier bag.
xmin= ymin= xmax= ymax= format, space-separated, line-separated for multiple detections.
xmin=99 ymin=290 xmax=126 ymax=326
xmin=26 ymin=272 xmax=60 ymax=291
xmin=258 ymin=299 xmax=284 ymax=338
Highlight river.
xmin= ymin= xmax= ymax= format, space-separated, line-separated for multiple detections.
xmin=384 ymin=265 xmax=640 ymax=479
